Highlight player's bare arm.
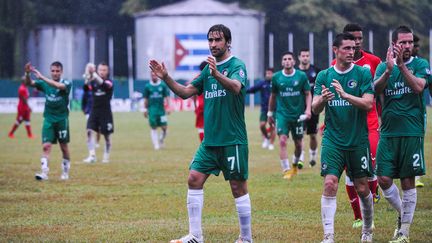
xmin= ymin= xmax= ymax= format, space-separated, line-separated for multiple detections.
xmin=332 ymin=79 xmax=373 ymax=111
xmin=267 ymin=93 xmax=276 ymax=126
xmin=373 ymin=46 xmax=393 ymax=94
xmin=312 ymin=85 xmax=335 ymax=114
xmin=33 ymin=69 xmax=67 ymax=90
xmin=24 ymin=62 xmax=36 ymax=86
xmin=149 ymin=60 xmax=198 ymax=99
xmin=143 ymin=98 xmax=148 ymax=118
xmin=207 ymin=56 xmax=242 ymax=94
xmin=304 ymin=90 xmax=312 ymax=119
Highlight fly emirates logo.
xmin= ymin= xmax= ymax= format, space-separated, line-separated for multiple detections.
xmin=385 ymin=82 xmax=412 ymax=96
xmin=205 ymin=83 xmax=226 ymax=99
xmin=327 ymin=98 xmax=352 ymax=107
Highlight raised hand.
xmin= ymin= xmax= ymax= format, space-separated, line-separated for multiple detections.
xmin=149 ymin=60 xmax=168 ymax=80
xmin=321 ymin=84 xmax=335 ymax=101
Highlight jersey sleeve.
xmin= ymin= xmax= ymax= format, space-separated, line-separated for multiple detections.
xmin=191 ymin=69 xmax=206 ymax=95
xmin=314 ymin=70 xmax=326 ymax=96
xmin=373 ymin=62 xmax=386 ymax=81
xmin=229 ymin=62 xmax=248 ymax=88
xmin=34 ymin=79 xmax=45 ymax=92
xmin=101 ymin=79 xmax=114 ymax=91
xmin=360 ymin=68 xmax=374 ymax=95
xmin=271 ymin=75 xmax=278 ymax=93
xmin=62 ymin=79 xmax=72 ymax=95
xmin=414 ymin=58 xmax=431 ymax=80
xmin=302 ymin=73 xmax=311 ymax=91
xmin=143 ymin=85 xmax=149 ymax=98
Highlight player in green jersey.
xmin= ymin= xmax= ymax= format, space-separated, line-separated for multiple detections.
xmin=143 ymin=71 xmax=170 ymax=150
xmin=150 ymin=24 xmax=252 ymax=243
xmin=374 ymin=26 xmax=430 ymax=243
xmin=312 ymin=33 xmax=375 ymax=243
xmin=268 ymin=51 xmax=311 ymax=179
xmin=24 ymin=61 xmax=72 ymax=181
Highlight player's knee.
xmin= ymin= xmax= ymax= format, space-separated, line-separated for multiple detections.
xmin=279 ymin=137 xmax=287 ymax=147
xmin=324 ymin=178 xmax=338 ymax=194
xmin=378 ymin=176 xmax=392 ymax=190
xmin=187 ymin=173 xmax=204 ymax=189
xmin=42 ymin=143 xmax=52 ymax=152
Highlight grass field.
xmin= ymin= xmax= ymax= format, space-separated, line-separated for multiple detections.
xmin=0 ymin=108 xmax=431 ymax=242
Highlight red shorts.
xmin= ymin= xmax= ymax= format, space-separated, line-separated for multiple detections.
xmin=195 ymin=113 xmax=204 ymax=128
xmin=17 ymin=109 xmax=31 ymax=122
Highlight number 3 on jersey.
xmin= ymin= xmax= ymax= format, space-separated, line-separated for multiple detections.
xmin=361 ymin=156 xmax=368 ymax=170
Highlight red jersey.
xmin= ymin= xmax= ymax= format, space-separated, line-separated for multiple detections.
xmin=18 ymin=83 xmax=30 ymax=112
xmin=195 ymin=94 xmax=204 ymax=128
xmin=331 ymin=50 xmax=381 ymax=130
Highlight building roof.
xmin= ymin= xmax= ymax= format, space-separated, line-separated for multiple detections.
xmin=134 ymin=0 xmax=263 ymax=18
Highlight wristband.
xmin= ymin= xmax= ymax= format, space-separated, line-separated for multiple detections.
xmin=267 ymin=111 xmax=273 ymax=117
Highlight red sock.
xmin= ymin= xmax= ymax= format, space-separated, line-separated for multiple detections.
xmin=199 ymin=132 xmax=204 ymax=142
xmin=346 ymin=184 xmax=362 ymax=219
xmin=368 ymin=179 xmax=378 ymax=199
xmin=25 ymin=124 xmax=33 ymax=137
xmin=9 ymin=123 xmax=19 ymax=135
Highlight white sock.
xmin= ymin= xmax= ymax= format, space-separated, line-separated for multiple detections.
xmin=321 ymin=195 xmax=337 ymax=235
xmin=280 ymin=159 xmax=290 ymax=171
xmin=151 ymin=129 xmax=159 ymax=148
xmin=187 ymin=189 xmax=203 ymax=238
xmin=41 ymin=157 xmax=49 ymax=174
xmin=400 ymin=189 xmax=417 ymax=237
xmin=62 ymin=159 xmax=70 ymax=174
xmin=359 ymin=192 xmax=374 ymax=232
xmin=382 ymin=183 xmax=402 ymax=214
xmin=235 ymin=194 xmax=252 ymax=242
xmin=292 ymin=154 xmax=300 ymax=164
xmin=88 ymin=131 xmax=96 ymax=154
xmin=310 ymin=149 xmax=317 ymax=161
xmin=300 ymin=150 xmax=305 ymax=161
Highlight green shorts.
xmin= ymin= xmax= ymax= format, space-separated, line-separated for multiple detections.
xmin=149 ymin=113 xmax=167 ymax=128
xmin=42 ymin=118 xmax=70 ymax=144
xmin=320 ymin=145 xmax=373 ymax=179
xmin=276 ymin=116 xmax=303 ymax=139
xmin=259 ymin=111 xmax=267 ymax=122
xmin=376 ymin=136 xmax=425 ymax=179
xmin=190 ymin=144 xmax=249 ymax=181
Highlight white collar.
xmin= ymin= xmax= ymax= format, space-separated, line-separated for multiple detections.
xmin=216 ymin=55 xmax=234 ymax=65
xmin=282 ymin=69 xmax=296 ymax=77
xmin=150 ymin=80 xmax=161 ymax=86
xmin=334 ymin=63 xmax=354 ymax=74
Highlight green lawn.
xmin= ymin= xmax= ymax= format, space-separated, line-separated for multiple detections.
xmin=0 ymin=108 xmax=431 ymax=242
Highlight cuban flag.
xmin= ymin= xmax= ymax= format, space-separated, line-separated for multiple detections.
xmin=175 ymin=34 xmax=209 ymax=71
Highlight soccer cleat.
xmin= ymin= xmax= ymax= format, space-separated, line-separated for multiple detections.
xmin=83 ymin=155 xmax=96 ymax=163
xmin=8 ymin=133 xmax=15 ymax=139
xmin=268 ymin=144 xmax=275 ymax=150
xmin=374 ymin=187 xmax=381 ymax=204
xmin=389 ymin=233 xmax=409 ymax=243
xmin=102 ymin=153 xmax=110 ymax=163
xmin=169 ymin=234 xmax=203 ymax=243
xmin=361 ymin=231 xmax=373 ymax=243
xmin=321 ymin=233 xmax=334 ymax=243
xmin=261 ymin=138 xmax=269 ymax=148
xmin=415 ymin=178 xmax=424 ymax=187
xmin=283 ymin=167 xmax=297 ymax=180
xmin=297 ymin=161 xmax=304 ymax=169
xmin=235 ymin=236 xmax=252 ymax=243
xmin=60 ymin=172 xmax=69 ymax=180
xmin=352 ymin=218 xmax=363 ymax=228
xmin=309 ymin=159 xmax=316 ymax=167
xmin=35 ymin=172 xmax=48 ymax=181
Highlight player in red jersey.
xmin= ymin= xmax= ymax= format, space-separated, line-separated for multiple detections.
xmin=193 ymin=61 xmax=207 ymax=142
xmin=8 ymin=78 xmax=33 ymax=139
xmin=331 ymin=24 xmax=381 ymax=229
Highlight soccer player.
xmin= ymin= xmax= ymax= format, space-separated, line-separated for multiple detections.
xmin=246 ymin=67 xmax=276 ymax=150
xmin=374 ymin=26 xmax=430 ymax=243
xmin=8 ymin=78 xmax=33 ymax=139
xmin=24 ymin=61 xmax=72 ymax=181
xmin=313 ymin=33 xmax=374 ymax=243
xmin=297 ymin=48 xmax=321 ymax=166
xmin=143 ymin=71 xmax=170 ymax=150
xmin=82 ymin=63 xmax=101 ymax=148
xmin=333 ymin=23 xmax=382 ymax=229
xmin=267 ymin=52 xmax=311 ymax=179
xmin=150 ymin=24 xmax=252 ymax=243
xmin=83 ymin=62 xmax=114 ymax=163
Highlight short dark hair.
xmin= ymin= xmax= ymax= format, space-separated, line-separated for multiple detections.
xmin=207 ymin=24 xmax=232 ymax=44
xmin=392 ymin=25 xmax=413 ymax=43
xmin=281 ymin=51 xmax=295 ymax=59
xmin=266 ymin=67 xmax=274 ymax=72
xmin=333 ymin=33 xmax=355 ymax=48
xmin=413 ymin=34 xmax=420 ymax=43
xmin=51 ymin=61 xmax=63 ymax=70
xmin=98 ymin=61 xmax=109 ymax=68
xmin=343 ymin=23 xmax=363 ymax=33
xmin=298 ymin=48 xmax=309 ymax=55
xmin=199 ymin=61 xmax=207 ymax=71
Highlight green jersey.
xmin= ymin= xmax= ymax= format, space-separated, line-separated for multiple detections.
xmin=271 ymin=69 xmax=311 ymax=120
xmin=35 ymin=79 xmax=71 ymax=122
xmin=315 ymin=64 xmax=373 ymax=150
xmin=374 ymin=57 xmax=430 ymax=137
xmin=192 ymin=56 xmax=248 ymax=146
xmin=143 ymin=81 xmax=169 ymax=115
